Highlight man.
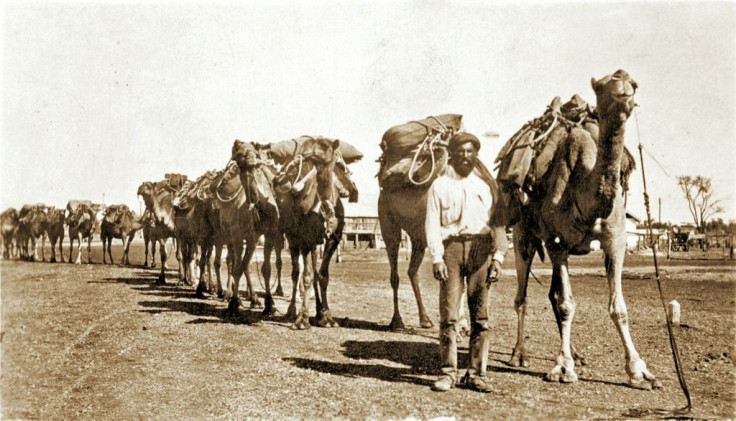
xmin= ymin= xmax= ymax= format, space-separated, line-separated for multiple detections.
xmin=425 ymin=132 xmax=508 ymax=393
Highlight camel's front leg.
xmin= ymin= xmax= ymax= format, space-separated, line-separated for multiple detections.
xmin=49 ymin=238 xmax=57 ymax=263
xmin=510 ymin=237 xmax=533 ymax=368
xmin=68 ymin=234 xmax=75 ymax=263
xmin=291 ymin=249 xmax=313 ymax=330
xmin=604 ymin=245 xmax=660 ymax=390
xmin=242 ymin=240 xmax=261 ymax=308
xmin=226 ymin=241 xmax=245 ymax=316
xmin=86 ymin=235 xmax=93 ymax=264
xmin=156 ymin=238 xmax=167 ymax=284
xmin=407 ymin=240 xmax=433 ymax=328
xmin=31 ymin=236 xmax=39 ymax=262
xmin=260 ymin=236 xmax=279 ymax=317
xmin=75 ymin=233 xmax=83 ymax=264
xmin=546 ymin=252 xmax=577 ymax=383
xmin=274 ymin=236 xmax=284 ymax=296
xmin=315 ymin=236 xmax=340 ymax=327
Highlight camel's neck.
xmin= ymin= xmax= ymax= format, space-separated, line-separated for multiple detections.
xmin=315 ymin=158 xmax=336 ymax=202
xmin=591 ymin=112 xmax=627 ymax=217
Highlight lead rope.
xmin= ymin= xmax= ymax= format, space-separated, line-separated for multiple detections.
xmin=634 ymin=108 xmax=692 ymax=416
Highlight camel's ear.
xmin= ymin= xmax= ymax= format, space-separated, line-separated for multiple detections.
xmin=630 ymin=78 xmax=638 ymax=90
xmin=332 ymin=139 xmax=340 ymax=149
xmin=591 ymin=77 xmax=600 ymax=92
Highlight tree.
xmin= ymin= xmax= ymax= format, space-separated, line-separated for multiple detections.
xmin=676 ymin=175 xmax=723 ymax=233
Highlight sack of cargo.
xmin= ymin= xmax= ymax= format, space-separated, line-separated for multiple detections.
xmin=380 ymin=114 xmax=463 ymax=156
xmin=268 ymin=136 xmax=363 ymax=165
xmin=164 ymin=173 xmax=188 ymax=191
xmin=495 ymin=94 xmax=636 ymax=198
xmin=377 ymin=114 xmax=461 ymax=191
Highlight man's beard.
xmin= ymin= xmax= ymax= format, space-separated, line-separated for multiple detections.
xmin=452 ymin=159 xmax=474 ymax=177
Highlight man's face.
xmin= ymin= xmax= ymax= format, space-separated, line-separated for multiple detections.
xmin=450 ymin=142 xmax=477 ymax=177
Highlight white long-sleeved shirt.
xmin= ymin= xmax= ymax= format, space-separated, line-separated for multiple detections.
xmin=425 ymin=165 xmax=506 ymax=264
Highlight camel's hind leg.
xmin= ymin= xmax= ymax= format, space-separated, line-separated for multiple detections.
xmin=603 ymin=234 xmax=659 ymax=390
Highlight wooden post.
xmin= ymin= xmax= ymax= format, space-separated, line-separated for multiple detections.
xmin=668 ymin=300 xmax=680 ymax=325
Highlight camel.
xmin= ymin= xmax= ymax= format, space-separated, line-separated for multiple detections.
xmin=17 ymin=204 xmax=47 ymax=261
xmin=100 ymin=204 xmax=145 ymax=265
xmin=376 ymin=116 xmax=463 ymax=330
xmin=137 ymin=179 xmax=183 ymax=284
xmin=506 ymin=70 xmax=659 ymax=389
xmin=1 ymin=207 xmax=20 ymax=259
xmin=140 ymin=210 xmax=173 ymax=269
xmin=66 ymin=201 xmax=102 ymax=264
xmin=270 ymin=136 xmax=349 ymax=329
xmin=227 ymin=140 xmax=284 ymax=316
xmin=377 ymin=185 xmax=437 ymax=330
xmin=172 ymin=171 xmax=226 ymax=297
xmin=42 ymin=207 xmax=65 ymax=263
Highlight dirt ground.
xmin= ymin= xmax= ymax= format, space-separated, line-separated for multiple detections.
xmin=1 ymin=243 xmax=735 ymax=420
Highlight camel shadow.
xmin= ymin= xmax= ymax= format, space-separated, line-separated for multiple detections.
xmin=335 ymin=317 xmax=392 ymax=332
xmin=285 ymin=339 xmax=469 ymax=386
xmin=284 ymin=357 xmax=433 ymax=387
xmin=137 ymin=298 xmax=261 ymax=325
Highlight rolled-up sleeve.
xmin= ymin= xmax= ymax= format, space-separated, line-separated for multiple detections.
xmin=425 ymin=182 xmax=445 ymax=264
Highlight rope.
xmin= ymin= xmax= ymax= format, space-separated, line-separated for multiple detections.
xmin=406 ymin=119 xmax=450 ymax=186
xmin=214 ymin=162 xmax=243 ymax=203
xmin=635 ymin=109 xmax=692 ymax=415
xmin=531 ymin=115 xmax=558 ymax=144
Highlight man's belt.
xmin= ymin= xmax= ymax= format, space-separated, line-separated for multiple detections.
xmin=443 ymin=233 xmax=491 ymax=243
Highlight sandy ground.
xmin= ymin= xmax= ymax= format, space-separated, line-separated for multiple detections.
xmin=1 ymin=244 xmax=734 ymax=419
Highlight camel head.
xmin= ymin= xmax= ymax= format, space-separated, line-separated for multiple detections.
xmin=591 ymin=69 xmax=637 ymax=120
xmin=137 ymin=182 xmax=156 ymax=209
xmin=20 ymin=204 xmax=47 ymax=226
xmin=301 ymin=137 xmax=340 ymax=166
xmin=1 ymin=208 xmax=19 ymax=225
xmin=231 ymin=139 xmax=260 ymax=170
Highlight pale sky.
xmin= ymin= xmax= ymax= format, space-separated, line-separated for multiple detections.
xmin=2 ymin=1 xmax=735 ymax=225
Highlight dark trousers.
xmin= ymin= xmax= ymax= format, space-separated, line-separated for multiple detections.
xmin=439 ymin=237 xmax=493 ymax=380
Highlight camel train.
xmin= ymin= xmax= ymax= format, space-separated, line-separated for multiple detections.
xmin=1 ymin=69 xmax=661 ymax=389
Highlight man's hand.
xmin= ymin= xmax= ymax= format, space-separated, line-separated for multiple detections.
xmin=433 ymin=262 xmax=448 ymax=282
xmin=486 ymin=259 xmax=502 ymax=286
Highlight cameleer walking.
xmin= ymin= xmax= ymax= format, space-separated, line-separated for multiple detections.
xmin=425 ymin=132 xmax=508 ymax=393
